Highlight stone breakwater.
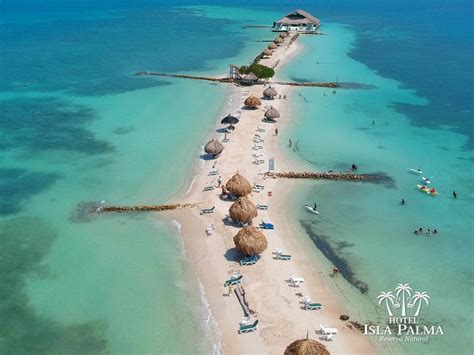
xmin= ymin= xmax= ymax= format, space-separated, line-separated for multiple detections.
xmin=272 ymin=171 xmax=396 ymax=187
xmin=100 ymin=203 xmax=197 ymax=213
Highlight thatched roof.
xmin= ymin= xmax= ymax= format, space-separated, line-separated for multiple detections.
xmin=285 ymin=338 xmax=330 ymax=355
xmin=244 ymin=95 xmax=261 ymax=109
xmin=204 ymin=138 xmax=224 ymax=156
xmin=229 ymin=196 xmax=258 ymax=223
xmin=276 ymin=9 xmax=320 ymax=26
xmin=226 ymin=173 xmax=252 ymax=197
xmin=263 ymin=87 xmax=278 ymax=98
xmin=274 ymin=37 xmax=283 ymax=44
xmin=268 ymin=42 xmax=277 ymax=50
xmin=262 ymin=49 xmax=272 ymax=57
xmin=279 ymin=32 xmax=288 ymax=38
xmin=265 ymin=107 xmax=280 ymax=119
xmin=233 ymin=226 xmax=268 ymax=255
xmin=221 ymin=114 xmax=239 ymax=125
xmin=240 ymin=72 xmax=259 ymax=81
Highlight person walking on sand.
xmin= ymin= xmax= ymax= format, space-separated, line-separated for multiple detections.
xmin=227 ymin=284 xmax=234 ymax=296
xmin=217 ymin=176 xmax=222 ymax=187
xmin=275 ymin=128 xmax=278 ymax=136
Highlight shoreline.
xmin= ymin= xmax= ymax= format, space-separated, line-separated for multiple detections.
xmin=166 ymin=35 xmax=376 ymax=354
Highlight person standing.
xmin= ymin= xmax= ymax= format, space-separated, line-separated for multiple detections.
xmin=275 ymin=128 xmax=279 ymax=136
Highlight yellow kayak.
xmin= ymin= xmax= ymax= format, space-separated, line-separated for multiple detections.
xmin=417 ymin=184 xmax=438 ymax=196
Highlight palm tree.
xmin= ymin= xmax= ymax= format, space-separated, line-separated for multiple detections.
xmin=411 ymin=292 xmax=430 ymax=317
xmin=377 ymin=292 xmax=396 ymax=316
xmin=395 ymin=283 xmax=413 ymax=316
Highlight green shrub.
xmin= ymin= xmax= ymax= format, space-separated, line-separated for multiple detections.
xmin=239 ymin=64 xmax=275 ymax=79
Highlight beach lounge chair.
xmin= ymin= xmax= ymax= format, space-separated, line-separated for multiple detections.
xmin=254 ymin=184 xmax=264 ymax=191
xmin=256 ymin=126 xmax=265 ymax=132
xmin=208 ymin=169 xmax=219 ymax=176
xmin=259 ymin=221 xmax=274 ymax=229
xmin=305 ymin=302 xmax=322 ymax=310
xmin=290 ymin=275 xmax=305 ymax=287
xmin=252 ymin=144 xmax=263 ymax=150
xmin=240 ymin=315 xmax=251 ymax=326
xmin=203 ymin=185 xmax=215 ymax=191
xmin=240 ymin=255 xmax=258 ymax=266
xmin=322 ymin=333 xmax=334 ymax=341
xmin=239 ymin=320 xmax=258 ymax=334
xmin=320 ymin=325 xmax=338 ymax=335
xmin=224 ymin=274 xmax=243 ymax=287
xmin=253 ymin=137 xmax=264 ymax=143
xmin=276 ymin=253 xmax=292 ymax=260
xmin=256 ymin=204 xmax=268 ymax=210
xmin=200 ymin=206 xmax=215 ymax=215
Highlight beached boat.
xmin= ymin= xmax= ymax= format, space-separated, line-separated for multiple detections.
xmin=304 ymin=205 xmax=319 ymax=214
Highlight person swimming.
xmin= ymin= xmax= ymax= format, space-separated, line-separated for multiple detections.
xmin=351 ymin=163 xmax=358 ymax=171
xmin=453 ymin=191 xmax=457 ymax=198
xmin=314 ymin=203 xmax=317 ymax=210
xmin=401 ymin=198 xmax=405 ymax=205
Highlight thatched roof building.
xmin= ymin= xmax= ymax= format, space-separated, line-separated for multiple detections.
xmin=263 ymin=87 xmax=278 ymax=99
xmin=226 ymin=173 xmax=252 ymax=197
xmin=279 ymin=32 xmax=288 ymax=38
xmin=229 ymin=196 xmax=258 ymax=223
xmin=233 ymin=226 xmax=268 ymax=255
xmin=265 ymin=107 xmax=280 ymax=119
xmin=244 ymin=95 xmax=261 ymax=109
xmin=204 ymin=138 xmax=224 ymax=157
xmin=273 ymin=9 xmax=320 ymax=33
xmin=274 ymin=37 xmax=283 ymax=45
xmin=285 ymin=337 xmax=330 ymax=355
xmin=262 ymin=49 xmax=272 ymax=58
xmin=268 ymin=42 xmax=277 ymax=50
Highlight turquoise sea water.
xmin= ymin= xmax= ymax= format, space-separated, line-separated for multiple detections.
xmin=280 ymin=21 xmax=473 ymax=355
xmin=0 ymin=3 xmax=272 ymax=353
xmin=1 ymin=1 xmax=472 ymax=354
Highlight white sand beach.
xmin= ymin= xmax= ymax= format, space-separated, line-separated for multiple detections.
xmin=169 ymin=35 xmax=375 ymax=354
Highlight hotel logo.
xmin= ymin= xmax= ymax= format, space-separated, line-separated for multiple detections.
xmin=364 ymin=283 xmax=443 ymax=342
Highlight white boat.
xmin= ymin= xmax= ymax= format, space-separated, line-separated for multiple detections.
xmin=409 ymin=168 xmax=423 ymax=175
xmin=304 ymin=205 xmax=319 ymax=214
xmin=421 ymin=177 xmax=431 ymax=184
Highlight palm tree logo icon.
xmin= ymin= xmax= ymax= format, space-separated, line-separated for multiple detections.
xmin=395 ymin=283 xmax=413 ymax=317
xmin=377 ymin=292 xmax=396 ymax=316
xmin=377 ymin=284 xmax=430 ymax=317
xmin=411 ymin=291 xmax=430 ymax=316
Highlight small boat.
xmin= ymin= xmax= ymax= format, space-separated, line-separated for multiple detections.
xmin=304 ymin=205 xmax=319 ymax=214
xmin=409 ymin=168 xmax=423 ymax=175
xmin=417 ymin=184 xmax=438 ymax=196
xmin=421 ymin=177 xmax=431 ymax=184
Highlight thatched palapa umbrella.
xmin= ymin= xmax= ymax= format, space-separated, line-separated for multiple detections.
xmin=233 ymin=226 xmax=267 ymax=256
xmin=262 ymin=49 xmax=272 ymax=58
xmin=274 ymin=37 xmax=283 ymax=45
xmin=265 ymin=107 xmax=280 ymax=120
xmin=285 ymin=337 xmax=330 ymax=355
xmin=229 ymin=196 xmax=258 ymax=223
xmin=263 ymin=87 xmax=278 ymax=99
xmin=244 ymin=95 xmax=261 ymax=109
xmin=279 ymin=32 xmax=288 ymax=38
xmin=226 ymin=173 xmax=252 ymax=197
xmin=221 ymin=114 xmax=239 ymax=125
xmin=268 ymin=42 xmax=277 ymax=50
xmin=204 ymin=138 xmax=224 ymax=158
